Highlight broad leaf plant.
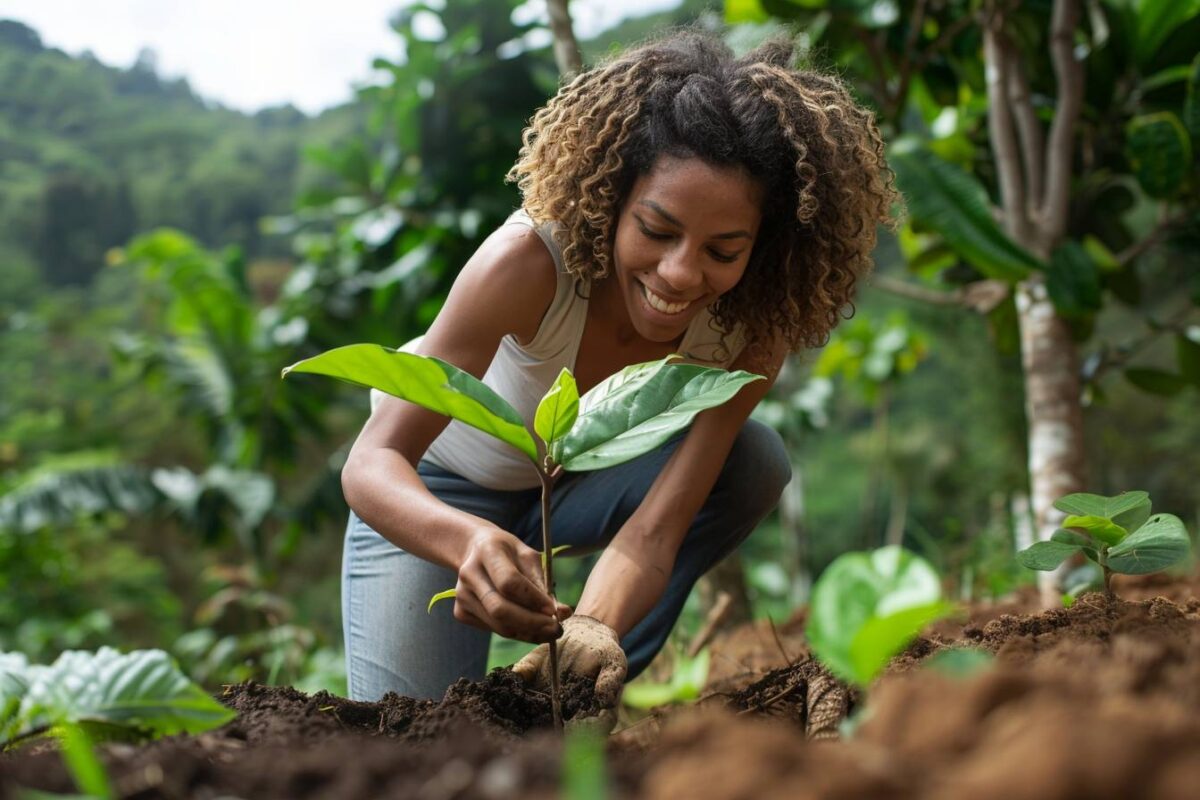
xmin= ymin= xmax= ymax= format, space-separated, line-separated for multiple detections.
xmin=283 ymin=344 xmax=762 ymax=728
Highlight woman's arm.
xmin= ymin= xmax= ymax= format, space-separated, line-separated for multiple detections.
xmin=341 ymin=222 xmax=566 ymax=642
xmin=573 ymin=335 xmax=788 ymax=636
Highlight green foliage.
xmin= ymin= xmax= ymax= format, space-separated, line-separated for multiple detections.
xmin=427 ymin=589 xmax=458 ymax=614
xmin=536 ymin=369 xmax=581 ymax=459
xmin=1126 ymin=113 xmax=1194 ymax=198
xmin=58 ymin=723 xmax=114 ymax=799
xmin=0 ymin=647 xmax=234 ymax=747
xmin=621 ymin=650 xmax=710 ymax=709
xmin=1017 ymin=491 xmax=1192 ymax=586
xmin=561 ymin=725 xmax=609 ymax=800
xmin=806 ymin=546 xmax=953 ymax=686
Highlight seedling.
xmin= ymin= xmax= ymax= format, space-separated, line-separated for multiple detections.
xmin=806 ymin=545 xmax=955 ymax=688
xmin=283 ymin=345 xmax=762 ymax=729
xmin=1016 ymin=491 xmax=1191 ymax=597
xmin=1 ymin=648 xmax=235 ymax=751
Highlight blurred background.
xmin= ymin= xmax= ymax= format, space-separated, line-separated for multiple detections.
xmin=1 ymin=0 xmax=1197 ymax=695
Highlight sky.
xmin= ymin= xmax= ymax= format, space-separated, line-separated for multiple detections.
xmin=1 ymin=0 xmax=682 ymax=114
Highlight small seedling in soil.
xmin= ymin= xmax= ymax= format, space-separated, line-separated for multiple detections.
xmin=1016 ymin=491 xmax=1192 ymax=597
xmin=283 ymin=345 xmax=761 ymax=729
xmin=806 ymin=545 xmax=955 ymax=689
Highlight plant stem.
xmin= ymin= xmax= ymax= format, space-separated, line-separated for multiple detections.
xmin=1102 ymin=564 xmax=1114 ymax=598
xmin=539 ymin=462 xmax=564 ymax=732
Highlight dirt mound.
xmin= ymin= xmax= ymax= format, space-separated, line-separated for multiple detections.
xmin=4 ymin=581 xmax=1200 ymax=799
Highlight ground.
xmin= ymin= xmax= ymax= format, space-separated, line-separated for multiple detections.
xmin=3 ymin=572 xmax=1199 ymax=799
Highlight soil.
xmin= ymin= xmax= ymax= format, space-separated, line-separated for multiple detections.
xmin=4 ymin=573 xmax=1200 ymax=799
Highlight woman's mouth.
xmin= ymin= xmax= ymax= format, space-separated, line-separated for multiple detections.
xmin=639 ymin=281 xmax=692 ymax=315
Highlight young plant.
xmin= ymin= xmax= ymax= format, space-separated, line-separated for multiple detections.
xmin=1 ymin=648 xmax=236 ymax=751
xmin=283 ymin=345 xmax=762 ymax=728
xmin=805 ymin=545 xmax=955 ymax=688
xmin=1016 ymin=491 xmax=1192 ymax=597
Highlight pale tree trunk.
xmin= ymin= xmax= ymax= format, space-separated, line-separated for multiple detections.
xmin=545 ymin=0 xmax=583 ymax=77
xmin=984 ymin=0 xmax=1087 ymax=605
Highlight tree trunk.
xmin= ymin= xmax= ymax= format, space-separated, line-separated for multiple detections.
xmin=1015 ymin=276 xmax=1087 ymax=605
xmin=545 ymin=0 xmax=583 ymax=77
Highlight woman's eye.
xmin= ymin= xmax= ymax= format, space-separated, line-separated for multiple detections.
xmin=639 ymin=226 xmax=672 ymax=241
xmin=709 ymin=250 xmax=739 ymax=263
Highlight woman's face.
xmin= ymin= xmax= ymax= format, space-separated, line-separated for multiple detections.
xmin=609 ymin=155 xmax=764 ymax=344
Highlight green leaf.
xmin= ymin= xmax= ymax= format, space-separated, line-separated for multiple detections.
xmin=1062 ymin=515 xmax=1128 ymax=546
xmin=923 ymin=647 xmax=994 ymax=678
xmin=561 ymin=725 xmax=608 ymax=800
xmin=1046 ymin=241 xmax=1103 ymax=317
xmin=542 ymin=544 xmax=572 ymax=573
xmin=890 ymin=144 xmax=1043 ymax=281
xmin=1124 ymin=367 xmax=1191 ymax=396
xmin=1106 ymin=514 xmax=1192 ymax=574
xmin=1016 ymin=540 xmax=1083 ymax=570
xmin=1126 ymin=113 xmax=1193 ymax=199
xmin=1054 ymin=491 xmax=1151 ymax=522
xmin=1177 ymin=333 xmax=1200 ymax=385
xmin=282 ymin=344 xmax=537 ymax=462
xmin=806 ymin=546 xmax=950 ymax=686
xmin=622 ymin=650 xmax=709 ymax=709
xmin=725 ymin=0 xmax=771 ymax=24
xmin=427 ymin=589 xmax=457 ymax=613
xmin=535 ymin=368 xmax=579 ymax=457
xmin=1184 ymin=54 xmax=1200 ymax=139
xmin=1135 ymin=0 xmax=1200 ymax=70
xmin=13 ymin=649 xmax=234 ymax=742
xmin=58 ymin=723 xmax=114 ymax=799
xmin=557 ymin=360 xmax=762 ymax=472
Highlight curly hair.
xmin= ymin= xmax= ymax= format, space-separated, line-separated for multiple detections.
xmin=506 ymin=30 xmax=897 ymax=351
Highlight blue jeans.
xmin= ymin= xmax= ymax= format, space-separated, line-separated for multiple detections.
xmin=341 ymin=419 xmax=790 ymax=701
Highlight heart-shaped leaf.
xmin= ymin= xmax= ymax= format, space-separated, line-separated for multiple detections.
xmin=1053 ymin=492 xmax=1151 ymax=527
xmin=1051 ymin=528 xmax=1099 ymax=562
xmin=283 ymin=344 xmax=537 ymax=462
xmin=1106 ymin=514 xmax=1192 ymax=575
xmin=1061 ymin=515 xmax=1127 ymax=546
xmin=806 ymin=546 xmax=951 ymax=686
xmin=558 ymin=361 xmax=762 ymax=472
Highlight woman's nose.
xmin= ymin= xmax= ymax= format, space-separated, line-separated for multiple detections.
xmin=657 ymin=250 xmax=704 ymax=293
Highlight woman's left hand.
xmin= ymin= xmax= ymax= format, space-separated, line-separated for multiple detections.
xmin=513 ymin=615 xmax=627 ymax=727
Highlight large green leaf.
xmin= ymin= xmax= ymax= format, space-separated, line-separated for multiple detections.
xmin=536 ymin=368 xmax=580 ymax=459
xmin=1135 ymin=0 xmax=1200 ymax=70
xmin=1016 ymin=540 xmax=1083 ymax=570
xmin=1051 ymin=528 xmax=1099 ymax=563
xmin=282 ymin=344 xmax=537 ymax=462
xmin=890 ymin=144 xmax=1043 ymax=281
xmin=806 ymin=546 xmax=950 ymax=686
xmin=11 ymin=648 xmax=234 ymax=742
xmin=1126 ymin=113 xmax=1193 ymax=199
xmin=1185 ymin=54 xmax=1200 ymax=139
xmin=556 ymin=361 xmax=762 ymax=472
xmin=1107 ymin=514 xmax=1192 ymax=574
xmin=1046 ymin=241 xmax=1103 ymax=317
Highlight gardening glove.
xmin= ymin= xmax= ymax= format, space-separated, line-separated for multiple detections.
xmin=513 ymin=615 xmax=627 ymax=733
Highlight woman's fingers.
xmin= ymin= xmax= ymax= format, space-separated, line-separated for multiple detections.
xmin=484 ymin=547 xmax=556 ymax=616
xmin=458 ymin=572 xmax=558 ymax=643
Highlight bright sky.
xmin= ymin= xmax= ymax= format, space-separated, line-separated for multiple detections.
xmin=1 ymin=0 xmax=682 ymax=114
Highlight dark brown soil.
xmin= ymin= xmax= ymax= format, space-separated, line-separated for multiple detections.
xmin=4 ymin=576 xmax=1200 ymax=799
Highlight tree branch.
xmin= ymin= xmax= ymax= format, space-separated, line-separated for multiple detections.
xmin=984 ymin=12 xmax=1032 ymax=243
xmin=1002 ymin=32 xmax=1045 ymax=217
xmin=869 ymin=275 xmax=1010 ymax=313
xmin=891 ymin=0 xmax=928 ymax=122
xmin=1040 ymin=0 xmax=1083 ymax=249
xmin=545 ymin=0 xmax=583 ymax=78
xmin=1116 ymin=210 xmax=1187 ymax=267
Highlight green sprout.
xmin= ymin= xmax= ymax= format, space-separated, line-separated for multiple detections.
xmin=1016 ymin=491 xmax=1192 ymax=597
xmin=806 ymin=545 xmax=955 ymax=688
xmin=283 ymin=345 xmax=762 ymax=729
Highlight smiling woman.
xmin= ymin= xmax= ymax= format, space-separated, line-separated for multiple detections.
xmin=336 ymin=28 xmax=896 ymax=726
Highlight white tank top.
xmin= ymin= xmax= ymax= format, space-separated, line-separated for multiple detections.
xmin=371 ymin=209 xmax=747 ymax=490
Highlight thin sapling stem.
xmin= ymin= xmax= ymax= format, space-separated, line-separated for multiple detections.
xmin=539 ymin=460 xmax=564 ymax=731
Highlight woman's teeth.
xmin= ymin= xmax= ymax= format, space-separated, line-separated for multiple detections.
xmin=641 ymin=282 xmax=689 ymax=314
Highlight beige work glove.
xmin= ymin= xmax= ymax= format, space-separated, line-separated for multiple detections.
xmin=513 ymin=615 xmax=627 ymax=733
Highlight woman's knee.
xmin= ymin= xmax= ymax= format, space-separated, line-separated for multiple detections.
xmin=721 ymin=419 xmax=792 ymax=515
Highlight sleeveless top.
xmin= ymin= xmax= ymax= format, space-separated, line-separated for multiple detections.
xmin=371 ymin=209 xmax=748 ymax=490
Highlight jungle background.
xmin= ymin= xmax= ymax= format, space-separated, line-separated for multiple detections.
xmin=2 ymin=0 xmax=1197 ymax=696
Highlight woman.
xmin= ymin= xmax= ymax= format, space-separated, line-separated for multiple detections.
xmin=339 ymin=30 xmax=895 ymax=714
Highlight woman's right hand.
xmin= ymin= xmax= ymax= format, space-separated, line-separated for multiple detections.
xmin=452 ymin=528 xmax=569 ymax=643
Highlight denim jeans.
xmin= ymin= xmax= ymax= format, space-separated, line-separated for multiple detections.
xmin=341 ymin=419 xmax=791 ymax=701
